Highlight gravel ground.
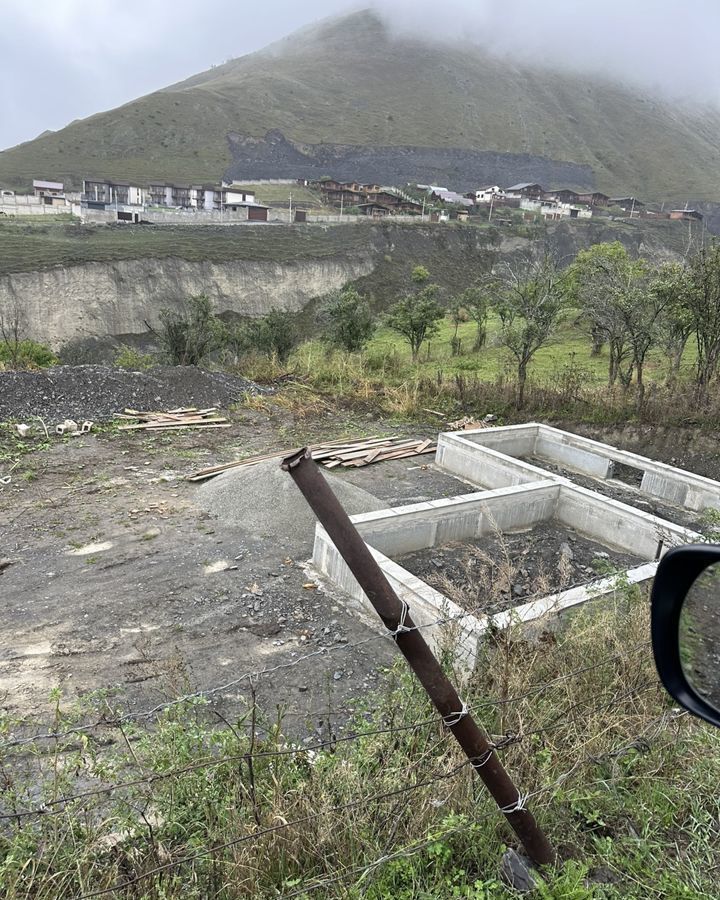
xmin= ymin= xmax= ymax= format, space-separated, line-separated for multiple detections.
xmin=0 ymin=365 xmax=267 ymax=422
xmin=397 ymin=522 xmax=644 ymax=616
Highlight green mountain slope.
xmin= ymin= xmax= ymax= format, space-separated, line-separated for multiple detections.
xmin=2 ymin=9 xmax=719 ymax=200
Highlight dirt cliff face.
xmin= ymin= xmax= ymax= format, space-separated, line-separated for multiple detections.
xmin=0 ymin=220 xmax=686 ymax=350
xmin=0 ymin=253 xmax=376 ymax=349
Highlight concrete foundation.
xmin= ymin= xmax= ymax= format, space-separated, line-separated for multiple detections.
xmin=312 ymin=459 xmax=701 ymax=667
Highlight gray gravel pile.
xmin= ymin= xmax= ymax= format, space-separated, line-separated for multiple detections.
xmin=197 ymin=458 xmax=386 ymax=557
xmin=0 ymin=365 xmax=267 ymax=422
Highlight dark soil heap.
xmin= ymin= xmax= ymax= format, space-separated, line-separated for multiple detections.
xmin=0 ymin=365 xmax=266 ymax=422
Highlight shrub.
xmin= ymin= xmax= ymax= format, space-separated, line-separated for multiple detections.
xmin=114 ymin=345 xmax=155 ymax=370
xmin=323 ymin=287 xmax=376 ymax=352
xmin=0 ymin=339 xmax=56 ymax=369
xmin=158 ymin=294 xmax=224 ymax=366
xmin=246 ymin=309 xmax=296 ymax=363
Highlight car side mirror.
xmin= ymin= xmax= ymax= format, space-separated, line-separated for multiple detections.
xmin=651 ymin=544 xmax=720 ymax=728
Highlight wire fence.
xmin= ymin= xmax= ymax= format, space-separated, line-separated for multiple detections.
xmin=0 ymin=587 xmax=652 ymax=750
xmin=0 ymin=581 xmax=687 ymax=900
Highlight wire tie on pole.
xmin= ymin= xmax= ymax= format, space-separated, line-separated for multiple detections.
xmin=442 ymin=701 xmax=469 ymax=727
xmin=387 ymin=599 xmax=413 ymax=640
xmin=500 ymin=792 xmax=529 ymax=814
xmin=470 ymin=747 xmax=495 ymax=770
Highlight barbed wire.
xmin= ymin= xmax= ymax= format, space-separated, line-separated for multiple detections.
xmin=0 ymin=595 xmax=652 ymax=752
xmin=72 ymin=705 xmax=676 ymax=900
xmin=0 ymin=717 xmax=439 ymax=821
xmin=1 ymin=667 xmax=659 ymax=823
xmin=72 ymin=758 xmax=476 ymax=899
xmin=280 ymin=709 xmax=687 ymax=898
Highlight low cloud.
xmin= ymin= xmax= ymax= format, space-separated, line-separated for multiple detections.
xmin=1 ymin=0 xmax=718 ymax=152
xmin=374 ymin=0 xmax=720 ymax=105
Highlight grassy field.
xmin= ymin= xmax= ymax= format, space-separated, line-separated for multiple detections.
xmin=0 ymin=220 xmax=375 ymax=276
xmin=363 ymin=312 xmax=697 ymax=387
xmin=231 ymin=183 xmax=325 ymax=207
xmin=284 ymin=308 xmax=697 ymax=399
xmin=236 ymin=302 xmax=708 ymax=429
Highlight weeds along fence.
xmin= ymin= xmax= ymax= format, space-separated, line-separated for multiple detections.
xmin=0 ymin=577 xmax=714 ymax=899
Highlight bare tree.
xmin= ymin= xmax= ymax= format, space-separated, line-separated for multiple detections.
xmin=493 ymin=253 xmax=566 ymax=408
xmin=0 ymin=296 xmax=28 ymax=368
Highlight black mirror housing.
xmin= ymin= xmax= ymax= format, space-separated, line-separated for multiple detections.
xmin=651 ymin=544 xmax=720 ymax=729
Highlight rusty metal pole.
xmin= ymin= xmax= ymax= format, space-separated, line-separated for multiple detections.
xmin=281 ymin=448 xmax=555 ymax=867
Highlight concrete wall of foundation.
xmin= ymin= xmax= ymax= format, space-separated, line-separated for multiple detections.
xmin=312 ymin=473 xmax=700 ymax=668
xmin=438 ymin=424 xmax=720 ymax=513
xmin=313 ymin=423 xmax=710 ymax=670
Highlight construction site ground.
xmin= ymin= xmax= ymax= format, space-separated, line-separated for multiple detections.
xmin=0 ymin=402 xmax=464 ymax=745
xmin=2 ymin=375 xmax=718 ymax=750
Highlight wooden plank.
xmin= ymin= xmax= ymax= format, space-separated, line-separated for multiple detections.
xmin=415 ymin=439 xmax=433 ymax=453
xmin=334 ymin=439 xmax=420 ymax=462
xmin=118 ymin=422 xmax=230 ymax=431
xmin=344 ymin=444 xmax=436 ymax=467
xmin=185 ymin=435 xmax=388 ymax=482
xmin=327 ymin=444 xmax=398 ymax=462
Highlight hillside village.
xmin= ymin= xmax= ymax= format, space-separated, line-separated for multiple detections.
xmin=0 ymin=174 xmax=704 ymax=226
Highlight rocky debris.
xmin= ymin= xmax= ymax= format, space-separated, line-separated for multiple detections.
xmin=500 ymin=849 xmax=537 ymax=893
xmin=0 ymin=365 xmax=267 ymax=423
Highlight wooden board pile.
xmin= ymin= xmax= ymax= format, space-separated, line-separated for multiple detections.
xmin=187 ymin=435 xmax=437 ymax=482
xmin=116 ymin=408 xmax=230 ymax=431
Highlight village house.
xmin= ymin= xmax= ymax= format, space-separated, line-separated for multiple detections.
xmin=609 ymin=197 xmax=645 ymax=214
xmin=520 ymin=197 xmax=592 ymax=220
xmin=316 ymin=180 xmax=421 ymax=214
xmin=316 ymin=180 xmax=367 ymax=207
xmin=473 ymin=186 xmax=504 ymax=204
xmin=576 ymin=191 xmax=610 ymax=207
xmin=33 ymin=179 xmax=67 ymax=206
xmin=505 ymin=182 xmax=544 ymax=200
xmin=80 ymin=179 xmax=265 ymax=219
xmin=83 ymin=179 xmax=145 ymax=206
xmin=430 ymin=188 xmax=473 ymax=207
xmin=543 ymin=188 xmax=580 ymax=204
xmin=33 ymin=179 xmax=64 ymax=198
xmin=357 ymin=201 xmax=392 ymax=218
xmin=669 ymin=208 xmax=703 ymax=222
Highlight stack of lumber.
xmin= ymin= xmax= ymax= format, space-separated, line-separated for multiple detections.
xmin=116 ymin=408 xmax=230 ymax=431
xmin=447 ymin=416 xmax=488 ymax=431
xmin=187 ymin=435 xmax=437 ymax=482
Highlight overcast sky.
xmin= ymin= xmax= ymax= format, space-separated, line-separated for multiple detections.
xmin=1 ymin=0 xmax=719 ymax=151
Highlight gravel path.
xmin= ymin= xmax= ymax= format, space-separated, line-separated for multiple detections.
xmin=0 ymin=365 xmax=266 ymax=421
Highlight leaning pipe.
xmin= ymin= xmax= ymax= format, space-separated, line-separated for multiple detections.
xmin=281 ymin=447 xmax=555 ymax=867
